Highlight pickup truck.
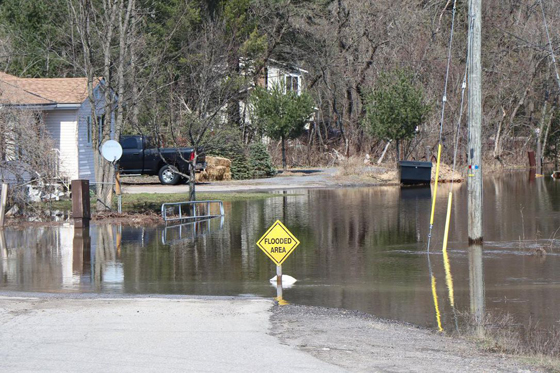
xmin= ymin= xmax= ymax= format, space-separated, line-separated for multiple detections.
xmin=118 ymin=135 xmax=206 ymax=185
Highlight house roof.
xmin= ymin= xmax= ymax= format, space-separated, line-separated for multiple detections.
xmin=0 ymin=72 xmax=99 ymax=106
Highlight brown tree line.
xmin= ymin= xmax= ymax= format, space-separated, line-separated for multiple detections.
xmin=1 ymin=0 xmax=560 ymax=192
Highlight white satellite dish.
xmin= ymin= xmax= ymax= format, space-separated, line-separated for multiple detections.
xmin=101 ymin=140 xmax=123 ymax=162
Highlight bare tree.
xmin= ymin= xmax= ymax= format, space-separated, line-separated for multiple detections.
xmin=67 ymin=0 xmax=138 ymax=211
xmin=0 ymin=106 xmax=58 ymax=214
xmin=150 ymin=20 xmax=247 ymax=200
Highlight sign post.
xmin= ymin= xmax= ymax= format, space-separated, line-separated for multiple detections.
xmin=101 ymin=140 xmax=123 ymax=213
xmin=257 ymin=220 xmax=300 ymax=301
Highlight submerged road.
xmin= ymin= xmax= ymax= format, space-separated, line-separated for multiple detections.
xmin=0 ymin=295 xmax=343 ymax=373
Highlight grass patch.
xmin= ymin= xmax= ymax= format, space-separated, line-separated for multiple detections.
xmin=34 ymin=192 xmax=296 ymax=214
xmin=456 ymin=311 xmax=560 ymax=371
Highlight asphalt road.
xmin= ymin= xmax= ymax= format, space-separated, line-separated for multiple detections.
xmin=0 ymin=294 xmax=537 ymax=372
xmin=0 ymin=294 xmax=344 ymax=373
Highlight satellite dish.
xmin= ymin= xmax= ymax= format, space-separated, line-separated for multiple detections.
xmin=101 ymin=140 xmax=123 ymax=162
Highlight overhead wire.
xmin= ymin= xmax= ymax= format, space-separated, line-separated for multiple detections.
xmin=426 ymin=0 xmax=459 ymax=333
xmin=443 ymin=39 xmax=471 ymax=334
xmin=538 ymin=0 xmax=560 ymax=93
xmin=427 ymin=0 xmax=459 ymax=255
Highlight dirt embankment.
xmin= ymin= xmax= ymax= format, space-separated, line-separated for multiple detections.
xmin=272 ymin=304 xmax=538 ymax=372
xmin=337 ymin=160 xmax=463 ymax=184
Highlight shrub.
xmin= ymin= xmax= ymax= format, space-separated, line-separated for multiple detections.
xmin=249 ymin=143 xmax=276 ymax=178
xmin=206 ymin=131 xmax=251 ymax=180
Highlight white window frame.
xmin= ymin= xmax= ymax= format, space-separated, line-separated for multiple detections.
xmin=86 ymin=116 xmax=92 ymax=146
xmin=285 ymin=74 xmax=300 ymax=95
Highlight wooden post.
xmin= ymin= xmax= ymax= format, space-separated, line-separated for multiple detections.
xmin=115 ymin=169 xmax=122 ymax=213
xmin=0 ymin=183 xmax=8 ymax=227
xmin=276 ymin=265 xmax=283 ymax=300
xmin=276 ymin=265 xmax=282 ymax=286
xmin=528 ymin=151 xmax=536 ymax=168
xmin=468 ymin=0 xmax=483 ymax=245
xmin=536 ymin=132 xmax=543 ymax=175
xmin=72 ymin=179 xmax=91 ymax=228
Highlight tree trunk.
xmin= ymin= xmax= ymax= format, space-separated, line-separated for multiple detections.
xmin=396 ymin=139 xmax=400 ymax=162
xmin=130 ymin=4 xmax=139 ymax=131
xmin=536 ymin=99 xmax=549 ymax=175
xmin=493 ymin=107 xmax=506 ymax=160
xmin=96 ymin=1 xmax=118 ymax=211
xmin=116 ymin=0 xmax=134 ymax=140
xmin=542 ymin=108 xmax=554 ymax=166
xmin=377 ymin=140 xmax=391 ymax=164
xmin=227 ymin=54 xmax=241 ymax=127
xmin=282 ymin=136 xmax=287 ymax=170
xmin=188 ymin=160 xmax=196 ymax=201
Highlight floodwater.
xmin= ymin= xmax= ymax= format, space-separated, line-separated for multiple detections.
xmin=1 ymin=172 xmax=560 ymax=333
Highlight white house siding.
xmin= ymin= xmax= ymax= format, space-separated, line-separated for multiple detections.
xmin=76 ymin=100 xmax=96 ymax=182
xmin=77 ymin=92 xmax=111 ymax=183
xmin=266 ymin=65 xmax=302 ymax=95
xmin=44 ymin=110 xmax=78 ymax=180
xmin=267 ymin=66 xmax=283 ymax=89
xmin=241 ymin=64 xmax=304 ymax=126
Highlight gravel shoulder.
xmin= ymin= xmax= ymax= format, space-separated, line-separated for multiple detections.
xmin=271 ymin=304 xmax=537 ymax=373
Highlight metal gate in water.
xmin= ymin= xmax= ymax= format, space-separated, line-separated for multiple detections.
xmin=161 ymin=200 xmax=224 ymax=224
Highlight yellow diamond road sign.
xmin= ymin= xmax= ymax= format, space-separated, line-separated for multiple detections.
xmin=257 ymin=220 xmax=300 ymax=265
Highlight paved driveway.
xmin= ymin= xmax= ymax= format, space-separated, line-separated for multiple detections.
xmin=122 ymin=169 xmax=342 ymax=194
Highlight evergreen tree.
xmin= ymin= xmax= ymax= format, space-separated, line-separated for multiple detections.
xmin=249 ymin=142 xmax=276 ymax=178
xmin=250 ymin=85 xmax=315 ymax=169
xmin=363 ymin=69 xmax=430 ymax=160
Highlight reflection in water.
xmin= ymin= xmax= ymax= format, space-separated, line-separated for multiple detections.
xmin=276 ymin=280 xmax=284 ymax=304
xmin=441 ymin=193 xmax=455 ymax=307
xmin=427 ymin=252 xmax=443 ymax=332
xmin=0 ymin=230 xmax=7 ymax=282
xmin=162 ymin=217 xmax=224 ymax=245
xmin=1 ymin=174 xmax=560 ymax=334
xmin=440 ymin=191 xmax=459 ymax=331
xmin=72 ymin=227 xmax=91 ymax=285
xmin=469 ymin=244 xmax=485 ymax=337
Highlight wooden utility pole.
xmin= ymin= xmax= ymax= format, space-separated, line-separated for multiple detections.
xmin=468 ymin=0 xmax=483 ymax=245
xmin=468 ymin=0 xmax=485 ymax=334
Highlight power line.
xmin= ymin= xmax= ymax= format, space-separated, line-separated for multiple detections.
xmin=538 ymin=0 xmax=560 ymax=92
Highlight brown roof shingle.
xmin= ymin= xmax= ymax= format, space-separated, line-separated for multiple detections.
xmin=0 ymin=72 xmax=97 ymax=105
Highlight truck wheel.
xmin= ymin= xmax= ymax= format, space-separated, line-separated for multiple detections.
xmin=158 ymin=165 xmax=180 ymax=185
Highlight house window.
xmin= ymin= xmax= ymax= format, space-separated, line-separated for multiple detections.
xmin=87 ymin=116 xmax=92 ymax=145
xmin=97 ymin=114 xmax=105 ymax=146
xmin=285 ymin=75 xmax=299 ymax=94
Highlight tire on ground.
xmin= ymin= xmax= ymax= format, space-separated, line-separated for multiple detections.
xmin=158 ymin=165 xmax=181 ymax=185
